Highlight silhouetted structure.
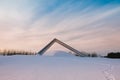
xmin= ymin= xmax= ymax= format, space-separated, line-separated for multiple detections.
xmin=38 ymin=38 xmax=86 ymax=56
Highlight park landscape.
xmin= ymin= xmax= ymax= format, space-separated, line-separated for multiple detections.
xmin=0 ymin=0 xmax=120 ymax=80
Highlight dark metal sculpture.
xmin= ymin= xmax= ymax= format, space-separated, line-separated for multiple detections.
xmin=38 ymin=38 xmax=86 ymax=56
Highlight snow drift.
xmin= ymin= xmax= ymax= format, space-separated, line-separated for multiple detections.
xmin=43 ymin=50 xmax=75 ymax=57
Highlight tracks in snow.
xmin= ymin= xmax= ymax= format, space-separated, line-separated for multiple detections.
xmin=65 ymin=58 xmax=116 ymax=80
xmin=102 ymin=64 xmax=115 ymax=80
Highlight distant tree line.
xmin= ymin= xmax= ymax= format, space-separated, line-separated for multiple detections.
xmin=1 ymin=49 xmax=119 ymax=58
xmin=77 ymin=51 xmax=120 ymax=58
xmin=0 ymin=49 xmax=36 ymax=56
xmin=106 ymin=52 xmax=120 ymax=58
xmin=75 ymin=51 xmax=99 ymax=57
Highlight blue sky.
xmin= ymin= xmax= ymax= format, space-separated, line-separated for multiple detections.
xmin=0 ymin=0 xmax=120 ymax=54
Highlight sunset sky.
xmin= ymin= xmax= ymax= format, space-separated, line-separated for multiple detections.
xmin=0 ymin=0 xmax=120 ymax=55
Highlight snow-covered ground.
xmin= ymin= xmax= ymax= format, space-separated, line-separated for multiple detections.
xmin=0 ymin=53 xmax=120 ymax=80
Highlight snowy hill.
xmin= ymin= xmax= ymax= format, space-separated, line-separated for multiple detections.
xmin=43 ymin=50 xmax=75 ymax=57
xmin=0 ymin=55 xmax=120 ymax=80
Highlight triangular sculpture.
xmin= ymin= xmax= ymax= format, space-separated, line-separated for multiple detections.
xmin=38 ymin=38 xmax=86 ymax=56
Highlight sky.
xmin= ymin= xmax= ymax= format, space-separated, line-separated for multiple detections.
xmin=0 ymin=0 xmax=120 ymax=55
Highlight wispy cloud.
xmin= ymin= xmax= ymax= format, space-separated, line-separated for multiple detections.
xmin=0 ymin=0 xmax=120 ymax=54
